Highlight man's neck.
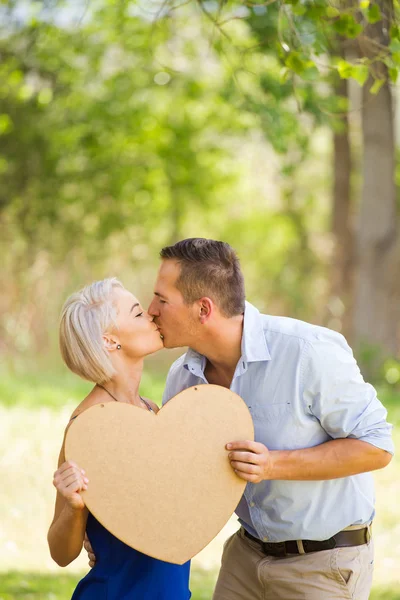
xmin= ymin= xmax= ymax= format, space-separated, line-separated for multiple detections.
xmin=192 ymin=315 xmax=244 ymax=388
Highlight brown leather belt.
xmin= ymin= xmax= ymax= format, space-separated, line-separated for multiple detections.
xmin=243 ymin=526 xmax=371 ymax=557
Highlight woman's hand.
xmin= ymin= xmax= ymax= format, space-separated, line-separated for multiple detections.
xmin=53 ymin=460 xmax=89 ymax=511
xmin=84 ymin=532 xmax=97 ymax=568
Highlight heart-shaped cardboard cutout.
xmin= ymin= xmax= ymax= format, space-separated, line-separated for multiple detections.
xmin=65 ymin=384 xmax=254 ymax=564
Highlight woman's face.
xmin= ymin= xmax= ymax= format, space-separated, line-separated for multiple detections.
xmin=109 ymin=287 xmax=164 ymax=358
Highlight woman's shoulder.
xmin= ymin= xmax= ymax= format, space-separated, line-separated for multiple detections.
xmin=69 ymin=388 xmax=113 ymax=422
xmin=142 ymin=397 xmax=160 ymax=414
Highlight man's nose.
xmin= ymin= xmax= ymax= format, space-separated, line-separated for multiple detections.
xmin=148 ymin=299 xmax=158 ymax=316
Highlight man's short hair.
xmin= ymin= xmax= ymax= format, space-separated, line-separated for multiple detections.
xmin=160 ymin=238 xmax=245 ymax=317
xmin=59 ymin=278 xmax=124 ymax=384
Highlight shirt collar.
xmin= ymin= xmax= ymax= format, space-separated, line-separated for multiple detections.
xmin=241 ymin=301 xmax=271 ymax=363
xmin=183 ymin=301 xmax=270 ymax=372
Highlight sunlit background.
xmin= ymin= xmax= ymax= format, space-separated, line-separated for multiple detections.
xmin=1 ymin=0 xmax=399 ymax=598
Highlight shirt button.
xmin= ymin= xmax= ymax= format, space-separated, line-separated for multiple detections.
xmin=249 ymin=502 xmax=255 ymax=507
xmin=263 ymin=537 xmax=268 ymax=542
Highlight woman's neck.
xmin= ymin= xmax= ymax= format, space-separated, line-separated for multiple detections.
xmin=98 ymin=359 xmax=144 ymax=406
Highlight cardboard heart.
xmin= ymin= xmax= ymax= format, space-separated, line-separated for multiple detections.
xmin=65 ymin=384 xmax=253 ymax=564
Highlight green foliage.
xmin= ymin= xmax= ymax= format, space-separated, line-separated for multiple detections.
xmin=0 ymin=368 xmax=166 ymax=409
xmin=195 ymin=0 xmax=400 ymax=90
xmin=0 ymin=2 xmax=247 ymax=261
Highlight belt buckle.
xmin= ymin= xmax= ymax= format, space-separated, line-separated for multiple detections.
xmin=262 ymin=541 xmax=287 ymax=557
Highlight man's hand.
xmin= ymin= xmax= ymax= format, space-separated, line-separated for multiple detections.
xmin=226 ymin=440 xmax=272 ymax=483
xmin=84 ymin=532 xmax=96 ymax=568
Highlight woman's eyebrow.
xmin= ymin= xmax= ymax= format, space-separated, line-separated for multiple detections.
xmin=129 ymin=303 xmax=140 ymax=314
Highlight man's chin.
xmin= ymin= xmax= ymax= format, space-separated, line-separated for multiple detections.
xmin=161 ymin=337 xmax=180 ymax=350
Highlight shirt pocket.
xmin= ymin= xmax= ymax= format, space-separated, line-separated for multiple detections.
xmin=250 ymin=401 xmax=291 ymax=422
xmin=248 ymin=402 xmax=292 ymax=449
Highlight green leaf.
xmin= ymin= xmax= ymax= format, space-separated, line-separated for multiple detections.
xmin=367 ymin=4 xmax=382 ymax=24
xmin=302 ymin=63 xmax=319 ymax=81
xmin=333 ymin=14 xmax=363 ymax=38
xmin=389 ymin=38 xmax=400 ymax=54
xmin=360 ymin=0 xmax=370 ymax=8
xmin=390 ymin=24 xmax=400 ymax=41
xmin=285 ymin=52 xmax=306 ymax=75
xmin=337 ymin=59 xmax=353 ymax=79
xmin=370 ymin=78 xmax=385 ymax=94
xmin=326 ymin=6 xmax=340 ymax=18
xmin=0 ymin=114 xmax=13 ymax=135
xmin=389 ymin=67 xmax=398 ymax=83
xmin=291 ymin=4 xmax=306 ymax=16
xmin=351 ymin=64 xmax=369 ymax=86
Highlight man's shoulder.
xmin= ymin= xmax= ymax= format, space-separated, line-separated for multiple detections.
xmin=167 ymin=353 xmax=187 ymax=376
xmin=260 ymin=313 xmax=347 ymax=348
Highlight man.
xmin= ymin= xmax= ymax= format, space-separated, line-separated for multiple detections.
xmin=85 ymin=237 xmax=393 ymax=599
xmin=147 ymin=238 xmax=393 ymax=600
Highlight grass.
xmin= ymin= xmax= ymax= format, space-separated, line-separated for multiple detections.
xmin=0 ymin=372 xmax=399 ymax=598
xmin=0 ymin=368 xmax=167 ymax=410
xmin=0 ymin=569 xmax=217 ymax=600
xmin=0 ymin=571 xmax=399 ymax=600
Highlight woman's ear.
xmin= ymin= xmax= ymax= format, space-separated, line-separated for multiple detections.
xmin=102 ymin=334 xmax=120 ymax=352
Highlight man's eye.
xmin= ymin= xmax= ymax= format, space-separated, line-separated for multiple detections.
xmin=160 ymin=300 xmax=166 ymax=305
xmin=135 ymin=312 xmax=143 ymax=317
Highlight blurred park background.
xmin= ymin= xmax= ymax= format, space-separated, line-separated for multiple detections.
xmin=1 ymin=0 xmax=400 ymax=598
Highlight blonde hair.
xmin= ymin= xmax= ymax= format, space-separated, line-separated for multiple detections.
xmin=59 ymin=278 xmax=125 ymax=383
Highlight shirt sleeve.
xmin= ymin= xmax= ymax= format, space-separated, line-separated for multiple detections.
xmin=162 ymin=371 xmax=174 ymax=406
xmin=161 ymin=355 xmax=186 ymax=406
xmin=301 ymin=330 xmax=394 ymax=455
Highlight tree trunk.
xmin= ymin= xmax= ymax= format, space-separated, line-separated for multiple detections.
xmin=329 ymin=43 xmax=354 ymax=341
xmin=353 ymin=0 xmax=400 ymax=359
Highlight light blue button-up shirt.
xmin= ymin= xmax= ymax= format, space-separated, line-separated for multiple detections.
xmin=162 ymin=302 xmax=394 ymax=542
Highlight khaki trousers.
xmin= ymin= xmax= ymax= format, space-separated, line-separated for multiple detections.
xmin=212 ymin=528 xmax=374 ymax=600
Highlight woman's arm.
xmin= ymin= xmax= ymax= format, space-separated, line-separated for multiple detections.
xmin=47 ymin=438 xmax=89 ymax=567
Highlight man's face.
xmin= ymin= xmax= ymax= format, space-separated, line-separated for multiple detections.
xmin=148 ymin=259 xmax=199 ymax=349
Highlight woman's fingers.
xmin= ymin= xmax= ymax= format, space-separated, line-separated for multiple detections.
xmin=53 ymin=461 xmax=89 ymax=506
xmin=84 ymin=533 xmax=96 ymax=568
xmin=62 ymin=471 xmax=88 ymax=488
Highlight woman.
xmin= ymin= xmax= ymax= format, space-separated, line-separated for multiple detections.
xmin=47 ymin=278 xmax=191 ymax=599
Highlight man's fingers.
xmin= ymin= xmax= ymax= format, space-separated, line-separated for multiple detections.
xmin=231 ymin=461 xmax=258 ymax=474
xmin=226 ymin=440 xmax=263 ymax=452
xmin=89 ymin=559 xmax=95 ymax=568
xmin=234 ymin=470 xmax=260 ymax=483
xmin=229 ymin=451 xmax=260 ymax=464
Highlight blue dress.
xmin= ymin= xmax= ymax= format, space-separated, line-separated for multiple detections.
xmin=71 ymin=513 xmax=191 ymax=600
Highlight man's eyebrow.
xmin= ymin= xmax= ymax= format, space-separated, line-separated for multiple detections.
xmin=154 ymin=292 xmax=167 ymax=299
xmin=129 ymin=303 xmax=140 ymax=314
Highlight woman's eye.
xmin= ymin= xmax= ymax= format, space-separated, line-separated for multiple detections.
xmin=135 ymin=312 xmax=143 ymax=318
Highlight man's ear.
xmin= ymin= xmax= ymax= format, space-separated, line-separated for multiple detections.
xmin=198 ymin=297 xmax=213 ymax=324
xmin=102 ymin=334 xmax=120 ymax=352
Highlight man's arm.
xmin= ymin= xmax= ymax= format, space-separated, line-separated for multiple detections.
xmin=228 ymin=331 xmax=394 ymax=482
xmin=227 ymin=438 xmax=392 ymax=483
